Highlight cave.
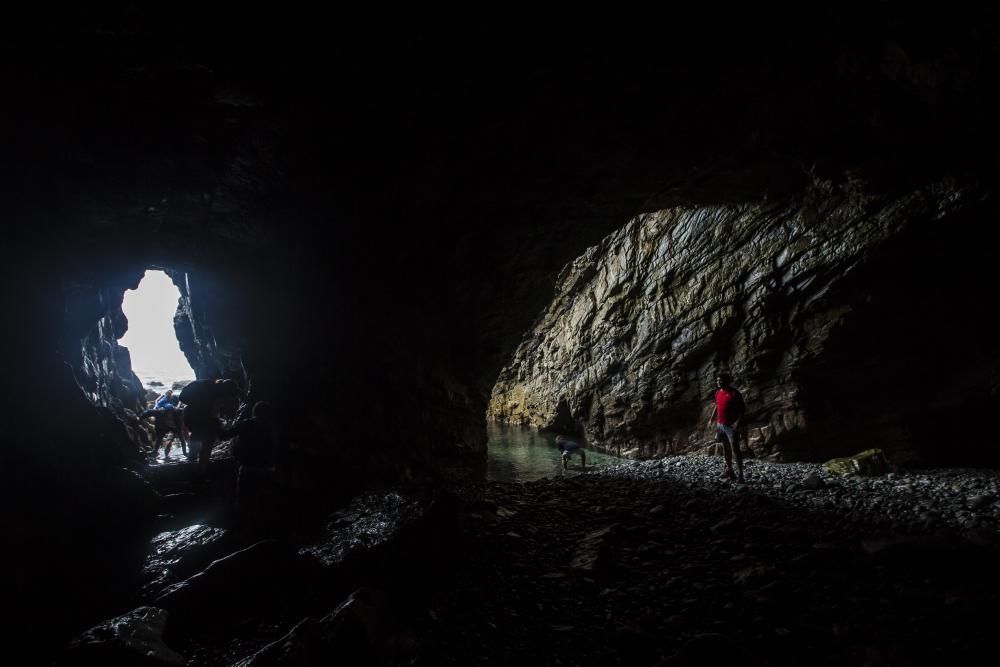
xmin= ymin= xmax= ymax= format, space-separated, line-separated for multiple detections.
xmin=3 ymin=3 xmax=1000 ymax=665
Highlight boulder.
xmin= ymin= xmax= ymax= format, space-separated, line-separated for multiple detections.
xmin=296 ymin=489 xmax=459 ymax=595
xmin=569 ymin=524 xmax=617 ymax=570
xmin=967 ymin=494 xmax=995 ymax=511
xmin=823 ymin=449 xmax=890 ymax=477
xmin=234 ymin=588 xmax=384 ymax=666
xmin=60 ymin=606 xmax=183 ymax=666
xmin=140 ymin=524 xmax=231 ymax=599
xmin=153 ymin=540 xmax=295 ymax=626
xmin=234 ymin=617 xmax=319 ymax=667
xmin=801 ymin=473 xmax=827 ymax=490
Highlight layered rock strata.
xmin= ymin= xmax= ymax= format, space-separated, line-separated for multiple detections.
xmin=489 ymin=179 xmax=1000 ymax=465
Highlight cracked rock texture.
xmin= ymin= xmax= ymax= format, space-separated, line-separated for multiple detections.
xmin=489 ymin=179 xmax=1000 ymax=466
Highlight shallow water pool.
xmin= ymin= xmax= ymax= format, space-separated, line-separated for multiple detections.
xmin=486 ymin=423 xmax=620 ymax=483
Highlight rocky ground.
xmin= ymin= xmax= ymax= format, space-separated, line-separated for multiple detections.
xmin=60 ymin=454 xmax=1000 ymax=666
xmin=416 ymin=456 xmax=1000 ymax=666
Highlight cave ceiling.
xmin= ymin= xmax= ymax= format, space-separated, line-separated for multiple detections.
xmin=7 ymin=3 xmax=999 ymax=249
xmin=4 ymin=2 xmax=1000 ymax=389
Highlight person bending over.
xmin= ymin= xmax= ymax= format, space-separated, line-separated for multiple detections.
xmin=556 ymin=435 xmax=586 ymax=470
xmin=179 ymin=378 xmax=242 ymax=470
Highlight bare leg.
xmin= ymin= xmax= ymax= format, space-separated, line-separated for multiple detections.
xmin=718 ymin=428 xmax=737 ymax=479
xmin=164 ymin=434 xmax=172 ymax=460
xmin=178 ymin=412 xmax=188 ymax=456
xmin=153 ymin=433 xmax=163 ymax=461
xmin=733 ymin=433 xmax=745 ymax=482
xmin=722 ymin=440 xmax=734 ymax=475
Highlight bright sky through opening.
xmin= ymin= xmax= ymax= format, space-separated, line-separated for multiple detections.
xmin=119 ymin=270 xmax=196 ymax=388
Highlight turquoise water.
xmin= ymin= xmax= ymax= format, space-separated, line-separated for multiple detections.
xmin=486 ymin=423 xmax=620 ymax=483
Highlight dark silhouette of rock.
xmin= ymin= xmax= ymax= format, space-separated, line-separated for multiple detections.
xmin=235 ymin=588 xmax=384 ymax=667
xmin=801 ymin=474 xmax=827 ymax=490
xmin=968 ymin=494 xmax=995 ymax=511
xmin=140 ymin=524 xmax=231 ymax=599
xmin=297 ymin=489 xmax=461 ymax=602
xmin=60 ymin=606 xmax=183 ymax=666
xmin=153 ymin=540 xmax=295 ymax=626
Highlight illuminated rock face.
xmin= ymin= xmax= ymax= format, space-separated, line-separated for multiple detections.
xmin=489 ymin=180 xmax=1000 ymax=466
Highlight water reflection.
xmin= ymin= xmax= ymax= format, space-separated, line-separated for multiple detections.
xmin=486 ymin=423 xmax=619 ymax=483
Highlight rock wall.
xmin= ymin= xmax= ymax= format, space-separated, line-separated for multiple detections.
xmin=489 ymin=178 xmax=1000 ymax=466
xmin=59 ymin=273 xmax=146 ymax=414
xmin=170 ymin=269 xmax=248 ymax=385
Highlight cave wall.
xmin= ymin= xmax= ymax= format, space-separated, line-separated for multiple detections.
xmin=59 ymin=274 xmax=146 ymax=414
xmin=0 ymin=0 xmax=997 ymax=530
xmin=4 ymin=2 xmax=1000 ymax=651
xmin=0 ymin=257 xmax=164 ymax=648
xmin=3 ymin=1 xmax=999 ymax=492
xmin=170 ymin=269 xmax=249 ymax=385
xmin=488 ymin=177 xmax=1000 ymax=466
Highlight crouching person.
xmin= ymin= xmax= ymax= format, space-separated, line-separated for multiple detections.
xmin=556 ymin=435 xmax=586 ymax=470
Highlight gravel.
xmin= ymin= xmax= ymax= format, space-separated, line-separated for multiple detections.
xmin=595 ymin=455 xmax=1000 ymax=535
xmin=417 ymin=454 xmax=1000 ymax=666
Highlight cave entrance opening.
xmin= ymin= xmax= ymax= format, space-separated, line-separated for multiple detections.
xmin=119 ymin=269 xmax=195 ymax=395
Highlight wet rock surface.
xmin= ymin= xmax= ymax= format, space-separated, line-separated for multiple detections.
xmin=61 ymin=606 xmax=183 ymax=666
xmin=416 ymin=456 xmax=1000 ymax=666
xmin=140 ymin=525 xmax=231 ymax=599
xmin=234 ymin=588 xmax=387 ymax=667
xmin=298 ymin=491 xmax=432 ymax=569
xmin=98 ymin=487 xmax=460 ymax=666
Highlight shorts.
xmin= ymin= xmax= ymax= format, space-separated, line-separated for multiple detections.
xmin=715 ymin=423 xmax=738 ymax=446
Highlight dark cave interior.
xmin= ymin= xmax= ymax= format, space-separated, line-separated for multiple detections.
xmin=4 ymin=2 xmax=1000 ymax=664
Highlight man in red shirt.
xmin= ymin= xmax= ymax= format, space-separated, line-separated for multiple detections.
xmin=706 ymin=372 xmax=746 ymax=482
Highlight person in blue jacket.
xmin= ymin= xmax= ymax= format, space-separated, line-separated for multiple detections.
xmin=556 ymin=435 xmax=586 ymax=470
xmin=154 ymin=389 xmax=179 ymax=410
